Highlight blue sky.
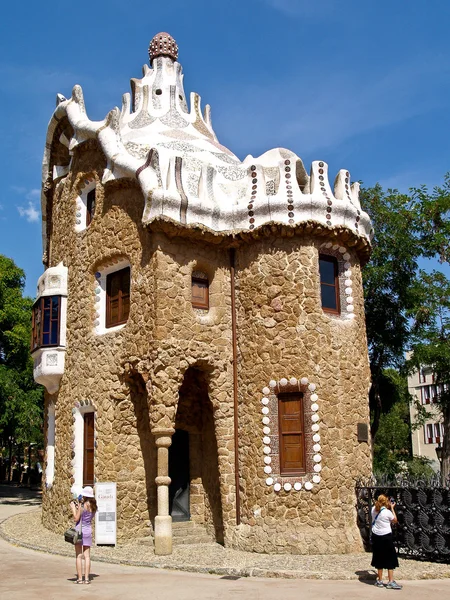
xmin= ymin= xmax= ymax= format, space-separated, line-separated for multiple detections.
xmin=1 ymin=0 xmax=449 ymax=296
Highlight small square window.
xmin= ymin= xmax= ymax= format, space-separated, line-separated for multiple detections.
xmin=192 ymin=275 xmax=209 ymax=310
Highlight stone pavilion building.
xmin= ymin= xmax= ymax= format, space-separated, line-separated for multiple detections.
xmin=33 ymin=33 xmax=374 ymax=555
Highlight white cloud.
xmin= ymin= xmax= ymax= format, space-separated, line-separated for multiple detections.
xmin=10 ymin=185 xmax=27 ymax=195
xmin=261 ymin=0 xmax=338 ymax=17
xmin=17 ymin=202 xmax=40 ymax=223
xmin=26 ymin=189 xmax=40 ymax=201
xmin=214 ymin=53 xmax=450 ymax=161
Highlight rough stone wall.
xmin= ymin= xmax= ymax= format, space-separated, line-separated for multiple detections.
xmin=41 ymin=141 xmax=371 ymax=553
xmin=42 ymin=142 xmax=156 ymax=539
xmin=41 ymin=142 xmax=236 ymax=541
xmin=230 ymin=237 xmax=372 ymax=554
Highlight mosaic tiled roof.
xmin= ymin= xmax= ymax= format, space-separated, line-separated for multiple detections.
xmin=42 ymin=35 xmax=373 ymax=246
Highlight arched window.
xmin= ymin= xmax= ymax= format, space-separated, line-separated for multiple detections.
xmin=86 ymin=189 xmax=96 ymax=226
xmin=83 ymin=412 xmax=95 ymax=486
xmin=106 ymin=267 xmax=130 ymax=328
xmin=191 ymin=271 xmax=209 ymax=310
xmin=319 ymin=254 xmax=340 ymax=314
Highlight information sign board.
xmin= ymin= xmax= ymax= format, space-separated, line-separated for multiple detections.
xmin=95 ymin=482 xmax=117 ymax=545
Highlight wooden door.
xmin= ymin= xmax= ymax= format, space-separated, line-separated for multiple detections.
xmin=83 ymin=412 xmax=95 ymax=486
xmin=278 ymin=393 xmax=306 ymax=475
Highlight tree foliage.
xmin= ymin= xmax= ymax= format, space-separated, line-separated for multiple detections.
xmin=360 ymin=186 xmax=422 ymax=438
xmin=0 ymin=255 xmax=43 ymax=448
xmin=361 ymin=176 xmax=450 ymax=478
xmin=408 ymin=270 xmax=450 ymax=481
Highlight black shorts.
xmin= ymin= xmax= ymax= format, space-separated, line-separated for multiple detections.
xmin=371 ymin=532 xmax=399 ymax=570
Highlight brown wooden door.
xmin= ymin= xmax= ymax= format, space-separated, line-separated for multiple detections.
xmin=83 ymin=412 xmax=95 ymax=486
xmin=278 ymin=393 xmax=306 ymax=475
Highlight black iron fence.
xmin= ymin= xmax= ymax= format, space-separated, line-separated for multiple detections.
xmin=356 ymin=475 xmax=450 ymax=562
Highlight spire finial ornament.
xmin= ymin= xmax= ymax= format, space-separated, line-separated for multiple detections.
xmin=149 ymin=32 xmax=179 ymax=63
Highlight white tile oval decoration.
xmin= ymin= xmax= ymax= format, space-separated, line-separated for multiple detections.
xmin=260 ymin=376 xmax=321 ymax=492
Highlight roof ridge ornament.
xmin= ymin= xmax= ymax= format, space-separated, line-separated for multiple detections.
xmin=149 ymin=32 xmax=179 ymax=64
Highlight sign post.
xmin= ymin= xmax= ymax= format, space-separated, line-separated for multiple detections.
xmin=95 ymin=482 xmax=117 ymax=546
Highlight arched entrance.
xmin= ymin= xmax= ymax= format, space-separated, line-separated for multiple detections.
xmin=171 ymin=366 xmax=224 ymax=543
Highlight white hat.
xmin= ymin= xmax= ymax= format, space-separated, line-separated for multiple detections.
xmin=81 ymin=486 xmax=95 ymax=498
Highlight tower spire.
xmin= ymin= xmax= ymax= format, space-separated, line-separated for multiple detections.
xmin=148 ymin=32 xmax=179 ymax=64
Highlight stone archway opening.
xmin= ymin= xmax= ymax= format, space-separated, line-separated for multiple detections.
xmin=173 ymin=366 xmax=224 ymax=544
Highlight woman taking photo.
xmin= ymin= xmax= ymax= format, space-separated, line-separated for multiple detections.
xmin=69 ymin=486 xmax=97 ymax=584
xmin=371 ymin=494 xmax=402 ymax=589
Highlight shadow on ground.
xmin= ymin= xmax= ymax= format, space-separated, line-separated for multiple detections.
xmin=355 ymin=570 xmax=377 ymax=585
xmin=0 ymin=484 xmax=42 ymax=505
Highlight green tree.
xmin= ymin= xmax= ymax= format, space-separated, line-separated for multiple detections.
xmin=361 ymin=174 xmax=450 ymax=479
xmin=0 ymin=255 xmax=44 ymax=466
xmin=408 ymin=270 xmax=450 ymax=482
xmin=372 ymin=370 xmax=411 ymax=473
xmin=360 ymin=185 xmax=422 ymax=439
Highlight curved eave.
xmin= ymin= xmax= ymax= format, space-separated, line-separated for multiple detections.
xmin=144 ymin=215 xmax=372 ymax=265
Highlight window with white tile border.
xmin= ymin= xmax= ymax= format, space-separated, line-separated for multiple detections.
xmin=75 ymin=176 xmax=97 ymax=232
xmin=93 ymin=259 xmax=131 ymax=335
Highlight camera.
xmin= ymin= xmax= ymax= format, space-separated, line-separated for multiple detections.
xmin=71 ymin=493 xmax=83 ymax=506
xmin=390 ymin=497 xmax=395 ymax=504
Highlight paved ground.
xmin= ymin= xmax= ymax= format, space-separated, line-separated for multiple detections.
xmin=1 ymin=484 xmax=450 ymax=599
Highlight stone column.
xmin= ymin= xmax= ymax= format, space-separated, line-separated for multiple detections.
xmin=152 ymin=428 xmax=174 ymax=555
